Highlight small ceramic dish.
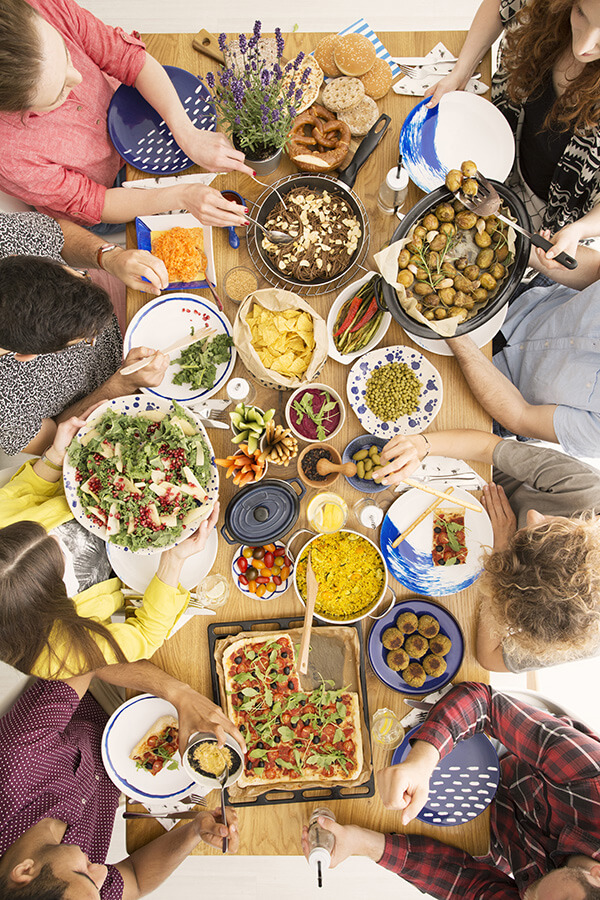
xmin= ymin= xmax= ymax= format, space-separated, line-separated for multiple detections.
xmin=231 ymin=542 xmax=293 ymax=601
xmin=285 ymin=383 xmax=345 ymax=444
xmin=183 ymin=732 xmax=245 ymax=789
xmin=342 ymin=435 xmax=388 ymax=494
xmin=297 ymin=443 xmax=342 ymax=489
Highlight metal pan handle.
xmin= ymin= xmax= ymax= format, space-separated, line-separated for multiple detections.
xmin=367 ymin=585 xmax=396 ymax=620
xmin=337 ymin=114 xmax=391 ymax=190
xmin=285 ymin=528 xmax=315 ymax=563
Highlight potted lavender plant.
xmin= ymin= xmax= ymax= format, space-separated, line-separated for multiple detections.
xmin=205 ymin=22 xmax=312 ymax=174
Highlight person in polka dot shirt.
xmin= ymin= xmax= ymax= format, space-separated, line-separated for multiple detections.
xmin=0 ymin=660 xmax=244 ymax=899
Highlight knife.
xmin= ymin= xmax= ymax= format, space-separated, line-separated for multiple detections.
xmin=123 ymin=811 xmax=202 ymax=820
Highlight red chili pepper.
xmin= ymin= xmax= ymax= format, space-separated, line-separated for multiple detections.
xmin=350 ymin=296 xmax=379 ymax=332
xmin=333 ymin=294 xmax=365 ymax=337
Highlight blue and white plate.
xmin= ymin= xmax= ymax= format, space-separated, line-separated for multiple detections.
xmin=400 ymin=91 xmax=515 ymax=193
xmin=368 ymin=598 xmax=463 ymax=695
xmin=63 ymin=394 xmax=219 ymax=555
xmin=342 ymin=434 xmax=387 ymax=494
xmin=107 ymin=65 xmax=216 ymax=174
xmin=392 ymin=725 xmax=499 ymax=825
xmin=380 ymin=487 xmax=493 ymax=595
xmin=346 ymin=345 xmax=442 ymax=438
xmin=123 ymin=293 xmax=236 ymax=403
xmin=102 ymin=694 xmax=194 ymax=803
xmin=231 ymin=543 xmax=293 ymax=601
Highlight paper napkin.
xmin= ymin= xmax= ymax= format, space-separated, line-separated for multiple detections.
xmin=393 ymin=42 xmax=488 ymax=98
xmin=393 ymin=455 xmax=486 ymax=493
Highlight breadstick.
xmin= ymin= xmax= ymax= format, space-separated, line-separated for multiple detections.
xmin=402 ymin=477 xmax=481 ymax=513
xmin=391 ymin=487 xmax=455 ymax=549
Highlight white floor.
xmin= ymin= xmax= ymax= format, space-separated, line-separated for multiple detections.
xmin=4 ymin=1 xmax=599 ymax=897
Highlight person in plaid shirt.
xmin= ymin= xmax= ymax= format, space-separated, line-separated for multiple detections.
xmin=303 ymin=682 xmax=600 ymax=899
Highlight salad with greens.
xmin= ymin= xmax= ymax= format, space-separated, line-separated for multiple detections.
xmin=172 ymin=333 xmax=233 ymax=390
xmin=67 ymin=401 xmax=215 ymax=552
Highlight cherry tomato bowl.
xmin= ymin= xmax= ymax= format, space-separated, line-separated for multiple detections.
xmin=231 ymin=543 xmax=293 ymax=602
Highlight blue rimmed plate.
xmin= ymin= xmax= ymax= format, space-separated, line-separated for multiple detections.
xmin=231 ymin=543 xmax=293 ymax=601
xmin=346 ymin=345 xmax=442 ymax=438
xmin=342 ymin=434 xmax=387 ymax=494
xmin=380 ymin=487 xmax=493 ymax=595
xmin=368 ymin=598 xmax=463 ymax=695
xmin=102 ymin=694 xmax=194 ymax=803
xmin=392 ymin=725 xmax=499 ymax=825
xmin=400 ymin=91 xmax=515 ymax=193
xmin=107 ymin=65 xmax=216 ymax=174
xmin=123 ymin=293 xmax=236 ymax=404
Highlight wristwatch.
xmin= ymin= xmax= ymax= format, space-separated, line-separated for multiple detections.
xmin=96 ymin=243 xmax=119 ymax=269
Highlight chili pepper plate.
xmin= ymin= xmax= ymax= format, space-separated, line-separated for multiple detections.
xmin=327 ymin=272 xmax=391 ymax=364
xmin=346 ymin=345 xmax=443 ymax=438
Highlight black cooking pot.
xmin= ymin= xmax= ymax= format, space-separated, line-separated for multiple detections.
xmin=221 ymin=477 xmax=305 ymax=545
xmin=380 ymin=181 xmax=531 ymax=340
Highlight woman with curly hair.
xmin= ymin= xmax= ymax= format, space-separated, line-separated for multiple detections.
xmin=426 ymin=0 xmax=600 ymax=264
xmin=375 ymin=429 xmax=600 ymax=672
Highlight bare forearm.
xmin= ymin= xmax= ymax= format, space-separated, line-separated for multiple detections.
xmin=424 ymin=430 xmax=501 ymax=465
xmin=93 ymin=659 xmax=189 ymax=705
xmin=101 ymin=184 xmax=184 ymax=223
xmin=135 ymin=56 xmax=196 ymax=151
xmin=454 ymin=0 xmax=503 ymax=80
xmin=532 ymin=241 xmax=600 ymax=288
xmin=121 ymin=820 xmax=203 ymax=897
xmin=476 ymin=604 xmax=508 ymax=672
xmin=57 ymin=218 xmax=111 ymax=267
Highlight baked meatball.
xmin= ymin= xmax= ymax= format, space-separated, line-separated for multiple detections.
xmin=404 ymin=634 xmax=429 ymax=658
xmin=402 ymin=662 xmax=427 ymax=688
xmin=387 ymin=648 xmax=410 ymax=671
xmin=382 ymin=627 xmax=404 ymax=650
xmin=396 ymin=611 xmax=418 ymax=634
xmin=429 ymin=634 xmax=452 ymax=656
xmin=418 ymin=614 xmax=440 ymax=639
xmin=422 ymin=653 xmax=447 ymax=676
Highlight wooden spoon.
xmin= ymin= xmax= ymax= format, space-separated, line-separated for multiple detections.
xmin=299 ymin=551 xmax=318 ymax=676
xmin=316 ymin=458 xmax=357 ymax=477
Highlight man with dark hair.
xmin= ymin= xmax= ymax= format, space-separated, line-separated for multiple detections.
xmin=303 ymin=683 xmax=600 ymax=899
xmin=0 ymin=661 xmax=242 ymax=900
xmin=0 ymin=214 xmax=169 ymax=456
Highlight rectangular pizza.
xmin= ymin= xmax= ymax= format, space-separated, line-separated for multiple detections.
xmin=223 ymin=634 xmax=363 ymax=787
xmin=432 ymin=510 xmax=468 ymax=566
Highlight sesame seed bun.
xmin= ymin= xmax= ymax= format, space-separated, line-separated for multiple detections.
xmin=359 ymin=57 xmax=393 ymax=100
xmin=334 ymin=34 xmax=376 ymax=77
xmin=314 ymin=34 xmax=342 ymax=78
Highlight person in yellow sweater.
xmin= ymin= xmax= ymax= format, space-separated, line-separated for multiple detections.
xmin=0 ymin=413 xmax=220 ymax=679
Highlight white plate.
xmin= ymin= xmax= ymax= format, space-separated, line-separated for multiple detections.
xmin=107 ymin=528 xmax=218 ymax=594
xmin=400 ymin=92 xmax=515 ymax=193
xmin=63 ymin=394 xmax=219 ymax=556
xmin=231 ymin=542 xmax=293 ymax=601
xmin=406 ymin=305 xmax=508 ymax=356
xmin=380 ymin=487 xmax=493 ymax=596
xmin=327 ymin=272 xmax=392 ymax=364
xmin=123 ymin=293 xmax=236 ymax=403
xmin=346 ymin=345 xmax=443 ymax=438
xmin=102 ymin=694 xmax=194 ymax=803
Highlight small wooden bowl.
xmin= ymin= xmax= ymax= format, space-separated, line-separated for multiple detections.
xmin=297 ymin=443 xmax=342 ymax=489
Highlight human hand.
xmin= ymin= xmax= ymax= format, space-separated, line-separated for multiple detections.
xmin=179 ymin=183 xmax=249 ymax=227
xmin=533 ymin=226 xmax=581 ymax=271
xmin=194 ymin=807 xmax=239 ymax=854
xmin=173 ymin=681 xmax=246 ymax=757
xmin=300 ymin=818 xmax=385 ymax=867
xmin=376 ymin=740 xmax=440 ymax=822
xmin=481 ymin=482 xmax=517 ymax=550
xmin=424 ymin=68 xmax=470 ymax=108
xmin=376 ymin=435 xmax=427 ymax=486
xmin=119 ymin=346 xmax=169 ymax=389
xmin=178 ymin=128 xmax=254 ymax=176
xmin=49 ymin=401 xmax=106 ymax=462
xmin=162 ymin=502 xmax=220 ymax=565
xmin=102 ymin=247 xmax=169 ymax=295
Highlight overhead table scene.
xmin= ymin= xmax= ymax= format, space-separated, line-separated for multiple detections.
xmin=112 ymin=27 xmax=503 ymax=857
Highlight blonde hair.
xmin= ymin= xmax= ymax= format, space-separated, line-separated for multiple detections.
xmin=479 ymin=513 xmax=600 ymax=665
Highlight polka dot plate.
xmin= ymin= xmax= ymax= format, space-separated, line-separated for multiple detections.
xmin=107 ymin=65 xmax=216 ymax=174
xmin=346 ymin=345 xmax=442 ymax=438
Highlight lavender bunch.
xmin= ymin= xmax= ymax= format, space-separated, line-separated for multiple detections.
xmin=204 ymin=22 xmax=310 ymax=158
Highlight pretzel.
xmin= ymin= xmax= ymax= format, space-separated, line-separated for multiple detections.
xmin=288 ymin=104 xmax=351 ymax=173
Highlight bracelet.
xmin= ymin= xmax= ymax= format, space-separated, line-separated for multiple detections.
xmin=96 ymin=243 xmax=118 ymax=270
xmin=421 ymin=434 xmax=430 ymax=459
xmin=41 ymin=452 xmax=63 ymax=471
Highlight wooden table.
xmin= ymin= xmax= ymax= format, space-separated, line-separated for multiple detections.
xmin=125 ymin=30 xmax=492 ymax=858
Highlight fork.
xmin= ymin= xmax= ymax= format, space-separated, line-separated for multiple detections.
xmin=188 ymin=405 xmax=230 ymax=422
xmin=455 ymin=172 xmax=577 ymax=270
xmin=397 ymin=62 xmax=479 ymax=79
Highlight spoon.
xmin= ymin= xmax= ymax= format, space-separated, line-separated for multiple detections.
xmin=244 ymin=213 xmax=296 ymax=245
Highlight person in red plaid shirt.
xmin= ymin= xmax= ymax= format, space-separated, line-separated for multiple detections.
xmin=303 ymin=682 xmax=600 ymax=899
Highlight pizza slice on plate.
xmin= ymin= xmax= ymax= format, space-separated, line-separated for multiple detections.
xmin=432 ymin=510 xmax=468 ymax=566
xmin=129 ymin=715 xmax=179 ymax=775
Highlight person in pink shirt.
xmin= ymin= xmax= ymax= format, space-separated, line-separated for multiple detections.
xmin=0 ymin=0 xmax=251 ymax=228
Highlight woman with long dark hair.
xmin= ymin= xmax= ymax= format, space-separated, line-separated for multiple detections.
xmin=426 ymin=0 xmax=600 ymax=263
xmin=0 ymin=415 xmax=219 ymax=679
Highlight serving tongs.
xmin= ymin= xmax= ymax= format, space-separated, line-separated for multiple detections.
xmin=454 ymin=170 xmax=577 ymax=270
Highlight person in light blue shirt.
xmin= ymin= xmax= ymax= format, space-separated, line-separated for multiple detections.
xmin=447 ymin=243 xmax=600 ymax=458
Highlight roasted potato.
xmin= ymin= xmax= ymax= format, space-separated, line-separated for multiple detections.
xmin=475 ymin=231 xmax=492 ymax=248
xmin=441 ymin=261 xmax=458 ymax=277
xmin=397 ymin=269 xmax=415 ymax=288
xmin=453 ymin=290 xmax=475 ymax=310
xmin=479 ymin=272 xmax=498 ymax=291
xmin=423 ymin=213 xmax=440 ymax=232
xmin=461 ymin=159 xmax=478 ymax=178
xmin=448 ymin=307 xmax=468 ymax=321
xmin=397 ymin=248 xmax=411 ymax=268
xmin=496 ymin=244 xmax=509 ymax=262
xmin=464 ymin=264 xmax=480 ymax=281
xmin=454 ymin=274 xmax=476 ymax=294
xmin=439 ymin=287 xmax=456 ymax=305
xmin=406 ymin=238 xmax=423 ymax=254
xmin=485 ymin=215 xmax=499 ymax=234
xmin=440 ymin=222 xmax=456 ymax=238
xmin=476 ymin=248 xmax=495 ymax=269
xmin=427 ymin=251 xmax=440 ymax=269
xmin=462 ymin=178 xmax=479 ymax=197
xmin=424 ymin=309 xmax=435 ymax=320
xmin=445 ymin=169 xmax=463 ymax=193
xmin=434 ymin=307 xmax=448 ymax=319
xmin=455 ymin=256 xmax=469 ymax=271
xmin=429 ymin=233 xmax=447 ymax=252
xmin=453 ymin=199 xmax=466 ymax=213
xmin=413 ymin=281 xmax=432 ymax=296
xmin=414 ymin=225 xmax=427 ymax=239
xmin=422 ymin=292 xmax=440 ymax=308
xmin=408 ymin=254 xmax=422 ymax=267
xmin=490 ymin=262 xmax=506 ymax=280
xmin=472 ymin=288 xmax=489 ymax=303
xmin=435 ymin=203 xmax=455 ymax=222
xmin=456 ymin=211 xmax=478 ymax=230
xmin=414 ymin=267 xmax=430 ymax=282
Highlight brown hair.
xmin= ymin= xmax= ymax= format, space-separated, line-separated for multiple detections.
xmin=0 ymin=521 xmax=127 ymax=677
xmin=501 ymin=0 xmax=600 ymax=133
xmin=0 ymin=0 xmax=44 ymax=112
xmin=480 ymin=513 xmax=600 ymax=665
xmin=0 ymin=864 xmax=68 ymax=900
